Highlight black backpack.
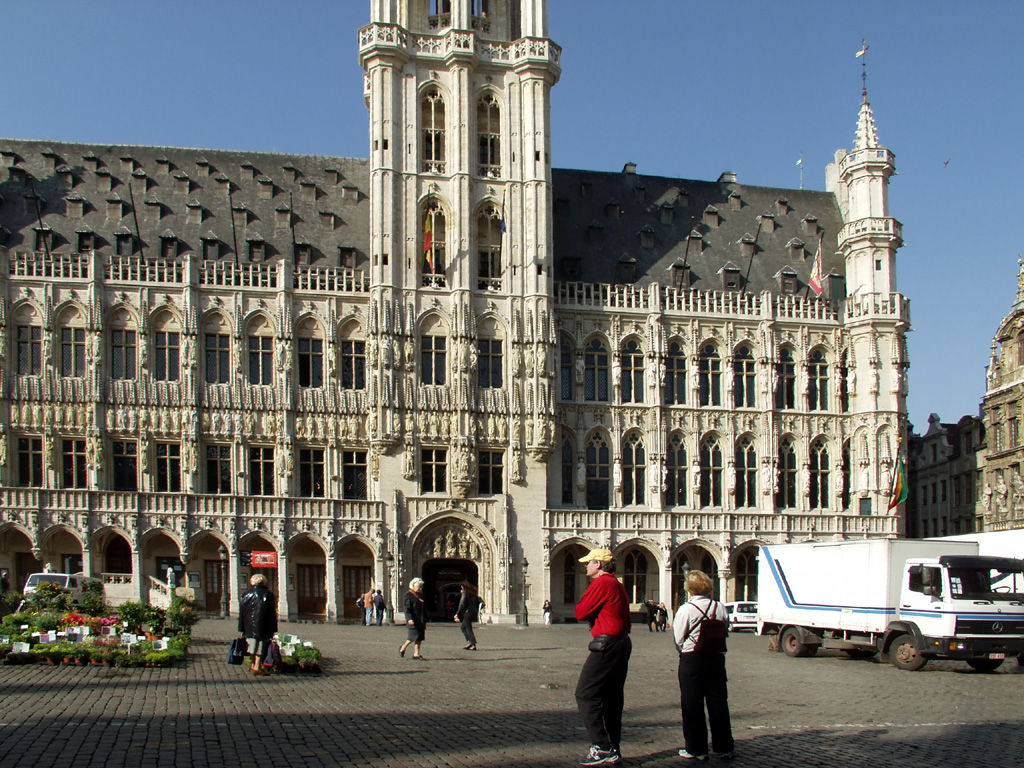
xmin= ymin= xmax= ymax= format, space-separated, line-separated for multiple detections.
xmin=688 ymin=600 xmax=728 ymax=654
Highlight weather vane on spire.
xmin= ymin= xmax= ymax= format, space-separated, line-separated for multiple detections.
xmin=856 ymin=39 xmax=869 ymax=101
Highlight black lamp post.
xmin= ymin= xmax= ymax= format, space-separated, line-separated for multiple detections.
xmin=521 ymin=557 xmax=529 ymax=627
xmin=219 ymin=544 xmax=229 ymax=619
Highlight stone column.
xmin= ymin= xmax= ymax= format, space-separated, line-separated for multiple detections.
xmin=325 ymin=554 xmax=337 ymax=623
xmin=277 ymin=553 xmax=291 ymax=621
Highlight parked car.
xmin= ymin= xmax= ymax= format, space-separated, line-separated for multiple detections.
xmin=724 ymin=601 xmax=758 ymax=631
xmin=23 ymin=573 xmax=101 ymax=604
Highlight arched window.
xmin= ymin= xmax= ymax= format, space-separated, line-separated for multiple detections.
xmin=665 ymin=433 xmax=687 ymax=507
xmin=665 ymin=341 xmax=686 ymax=405
xmin=477 ymin=338 xmax=503 ymax=388
xmin=422 ymin=89 xmax=446 ymax=173
xmin=476 ymin=204 xmax=503 ymax=291
xmin=623 ymin=549 xmax=649 ymax=603
xmin=153 ymin=312 xmax=180 ymax=383
xmin=204 ymin=313 xmax=231 ymax=385
xmin=246 ymin=316 xmax=273 ymax=385
xmin=296 ymin=318 xmax=323 ymax=389
xmin=775 ymin=348 xmax=796 ymax=409
xmin=734 ymin=549 xmax=758 ymax=601
xmin=840 ymin=351 xmax=850 ymax=413
xmin=671 ymin=553 xmax=689 ymax=610
xmin=585 ymin=432 xmax=611 ymax=509
xmin=700 ymin=435 xmax=723 ymax=507
xmin=735 ymin=435 xmax=757 ymax=508
xmin=584 ymin=339 xmax=609 ymax=402
xmin=423 ymin=200 xmax=446 ymax=287
xmin=563 ymin=550 xmax=577 ymax=604
xmin=561 ymin=438 xmax=574 ymax=505
xmin=810 ymin=438 xmax=830 ymax=509
xmin=842 ymin=439 xmax=852 ymax=511
xmin=622 ymin=433 xmax=646 ymax=505
xmin=621 ymin=340 xmax=644 ymax=403
xmin=808 ymin=349 xmax=829 ymax=411
xmin=477 ymin=94 xmax=501 ymax=177
xmin=776 ymin=438 xmax=797 ymax=509
xmin=559 ymin=336 xmax=573 ymax=400
xmin=699 ymin=343 xmax=721 ymax=406
xmin=58 ymin=307 xmax=87 ymax=379
xmin=733 ymin=344 xmax=756 ymax=408
xmin=109 ymin=308 xmax=138 ymax=381
xmin=339 ymin=321 xmax=366 ymax=391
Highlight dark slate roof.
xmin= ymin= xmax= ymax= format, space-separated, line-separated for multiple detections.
xmin=551 ymin=167 xmax=845 ymax=296
xmin=0 ymin=140 xmax=370 ymax=267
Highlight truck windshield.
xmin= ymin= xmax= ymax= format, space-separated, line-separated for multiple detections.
xmin=948 ymin=566 xmax=1024 ymax=602
xmin=25 ymin=575 xmax=67 ymax=588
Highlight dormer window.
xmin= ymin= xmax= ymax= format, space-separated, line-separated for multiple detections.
xmin=56 ymin=165 xmax=73 ymax=184
xmin=8 ymin=167 xmax=26 ymax=184
xmin=776 ymin=197 xmax=790 ymax=215
xmin=275 ymin=206 xmax=292 ymax=228
xmin=579 ymin=182 xmax=591 ymax=198
xmin=339 ymin=246 xmax=357 ymax=269
xmin=299 ymin=179 xmax=316 ymax=202
xmin=130 ymin=169 xmax=148 ymax=194
xmin=604 ymin=201 xmax=620 ymax=220
xmin=215 ymin=174 xmax=232 ymax=195
xmin=639 ymin=226 xmax=655 ymax=249
xmin=195 ymin=158 xmax=211 ymax=177
xmin=324 ymin=168 xmax=340 ymax=185
xmin=66 ymin=195 xmax=86 ymax=218
xmin=728 ymin=191 xmax=742 ymax=211
xmin=341 ymin=183 xmax=358 ymax=201
xmin=95 ymin=168 xmax=113 ymax=191
xmin=186 ymin=200 xmax=203 ymax=225
xmin=802 ymin=215 xmax=818 ymax=236
xmin=703 ymin=205 xmax=720 ymax=227
xmin=34 ymin=227 xmax=53 ymax=253
xmin=201 ymin=233 xmax=220 ymax=261
xmin=155 ymin=157 xmax=171 ymax=174
xmin=319 ymin=211 xmax=335 ymax=230
xmin=778 ymin=269 xmax=798 ymax=295
xmin=232 ymin=203 xmax=248 ymax=227
xmin=561 ymin=256 xmax=581 ymax=281
xmin=282 ymin=163 xmax=298 ymax=182
xmin=587 ymin=222 xmax=604 ymax=245
xmin=721 ymin=264 xmax=742 ymax=291
xmin=739 ymin=234 xmax=756 ymax=260
xmin=240 ymin=161 xmax=256 ymax=179
xmin=159 ymin=231 xmax=178 ymax=259
xmin=257 ymin=176 xmax=274 ymax=199
xmin=787 ymin=238 xmax=805 ymax=260
xmin=294 ymin=242 xmax=312 ymax=265
xmin=633 ymin=185 xmax=645 ymax=203
xmin=614 ymin=254 xmax=636 ymax=285
xmin=106 ymin=196 xmax=124 ymax=219
xmin=659 ymin=202 xmax=674 ymax=225
xmin=114 ymin=230 xmax=133 ymax=256
xmin=688 ymin=230 xmax=705 ymax=254
xmin=669 ymin=260 xmax=692 ymax=289
xmin=247 ymin=235 xmax=265 ymax=262
xmin=759 ymin=213 xmax=776 ymax=233
xmin=174 ymin=172 xmax=191 ymax=195
xmin=82 ymin=153 xmax=99 ymax=172
xmin=76 ymin=229 xmax=94 ymax=253
xmin=119 ymin=155 xmax=135 ymax=173
xmin=145 ymin=198 xmax=163 ymax=220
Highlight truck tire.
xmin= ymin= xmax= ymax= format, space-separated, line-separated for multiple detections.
xmin=780 ymin=627 xmax=812 ymax=658
xmin=965 ymin=658 xmax=1004 ymax=672
xmin=889 ymin=633 xmax=927 ymax=671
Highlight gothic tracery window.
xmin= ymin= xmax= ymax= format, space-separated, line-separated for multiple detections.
xmin=665 ymin=432 xmax=688 ymax=507
xmin=477 ymin=94 xmax=501 ymax=178
xmin=808 ymin=349 xmax=829 ymax=411
xmin=810 ymin=437 xmax=830 ymax=509
xmin=777 ymin=438 xmax=797 ymax=509
xmin=422 ymin=89 xmax=446 ymax=174
xmin=477 ymin=204 xmax=503 ymax=291
xmin=585 ymin=432 xmax=611 ymax=510
xmin=584 ymin=338 xmax=609 ymax=402
xmin=622 ymin=432 xmax=646 ymax=506
xmin=621 ymin=339 xmax=645 ymax=404
xmin=423 ymin=200 xmax=447 ymax=287
xmin=699 ymin=343 xmax=721 ymax=406
xmin=735 ymin=435 xmax=757 ymax=508
xmin=665 ymin=341 xmax=686 ymax=405
xmin=700 ymin=435 xmax=723 ymax=508
xmin=733 ymin=344 xmax=756 ymax=408
xmin=775 ymin=348 xmax=796 ymax=409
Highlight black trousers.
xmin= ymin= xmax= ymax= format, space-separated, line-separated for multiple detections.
xmin=678 ymin=652 xmax=734 ymax=755
xmin=575 ymin=635 xmax=632 ymax=750
xmin=460 ymin=617 xmax=477 ymax=645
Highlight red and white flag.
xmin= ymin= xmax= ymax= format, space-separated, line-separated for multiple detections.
xmin=808 ymin=237 xmax=824 ymax=297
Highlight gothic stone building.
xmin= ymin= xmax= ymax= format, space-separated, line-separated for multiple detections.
xmin=0 ymin=0 xmax=909 ymax=622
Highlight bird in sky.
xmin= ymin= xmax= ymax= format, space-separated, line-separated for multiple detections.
xmin=944 ymin=157 xmax=951 ymax=168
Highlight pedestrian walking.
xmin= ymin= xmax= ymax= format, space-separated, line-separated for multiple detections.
xmin=399 ymin=577 xmax=427 ymax=660
xmin=645 ymin=599 xmax=657 ymax=632
xmin=453 ymin=581 xmax=479 ymax=650
xmin=363 ymin=587 xmax=376 ymax=626
xmin=656 ymin=602 xmax=668 ymax=632
xmin=672 ymin=570 xmax=735 ymax=761
xmin=237 ymin=573 xmax=278 ymax=676
xmin=574 ymin=548 xmax=631 ymax=766
xmin=543 ymin=598 xmax=552 ymax=626
xmin=374 ymin=589 xmax=386 ymax=626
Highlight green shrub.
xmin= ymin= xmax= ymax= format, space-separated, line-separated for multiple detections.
xmin=168 ymin=597 xmax=198 ymax=635
xmin=26 ymin=582 xmax=75 ymax=613
xmin=80 ymin=581 xmax=107 ymax=617
xmin=144 ymin=605 xmax=167 ymax=633
xmin=3 ymin=592 xmax=24 ymax=612
xmin=32 ymin=612 xmax=63 ymax=632
xmin=117 ymin=602 xmax=149 ymax=634
xmin=145 ymin=651 xmax=174 ymax=666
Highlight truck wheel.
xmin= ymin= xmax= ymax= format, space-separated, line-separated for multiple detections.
xmin=966 ymin=658 xmax=1004 ymax=672
xmin=889 ymin=633 xmax=926 ymax=671
xmin=780 ymin=627 xmax=810 ymax=658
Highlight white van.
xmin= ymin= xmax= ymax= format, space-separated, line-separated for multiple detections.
xmin=23 ymin=573 xmax=101 ymax=604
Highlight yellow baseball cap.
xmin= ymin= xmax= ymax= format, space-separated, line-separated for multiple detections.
xmin=579 ymin=548 xmax=614 ymax=563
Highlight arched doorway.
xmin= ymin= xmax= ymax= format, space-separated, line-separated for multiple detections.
xmin=671 ymin=544 xmax=721 ymax=609
xmin=550 ymin=542 xmax=591 ymax=623
xmin=189 ymin=533 xmax=230 ymax=613
xmin=733 ymin=547 xmax=758 ymax=601
xmin=618 ymin=544 xmax=659 ymax=604
xmin=422 ymin=558 xmax=478 ymax=621
xmin=43 ymin=527 xmax=84 ymax=574
xmin=338 ymin=539 xmax=374 ymax=622
xmin=240 ymin=534 xmax=279 ymax=608
xmin=0 ymin=528 xmax=39 ymax=592
xmin=290 ymin=537 xmax=327 ymax=619
xmin=142 ymin=530 xmax=183 ymax=604
xmin=409 ymin=517 xmax=492 ymax=619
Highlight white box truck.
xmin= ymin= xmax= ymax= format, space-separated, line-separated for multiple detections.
xmin=758 ymin=539 xmax=1024 ymax=671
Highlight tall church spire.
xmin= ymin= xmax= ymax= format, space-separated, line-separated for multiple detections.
xmin=853 ymin=98 xmax=881 ymax=151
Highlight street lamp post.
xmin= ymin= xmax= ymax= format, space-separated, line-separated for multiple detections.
xmin=219 ymin=544 xmax=229 ymax=619
xmin=521 ymin=557 xmax=529 ymax=627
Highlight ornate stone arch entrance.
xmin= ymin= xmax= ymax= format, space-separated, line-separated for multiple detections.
xmin=407 ymin=515 xmax=496 ymax=621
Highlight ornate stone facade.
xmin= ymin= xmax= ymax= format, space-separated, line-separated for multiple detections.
xmin=0 ymin=1 xmax=909 ymax=621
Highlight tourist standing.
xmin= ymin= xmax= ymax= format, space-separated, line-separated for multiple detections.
xmin=573 ymin=548 xmax=631 ymax=766
xmin=363 ymin=587 xmax=376 ymax=626
xmin=374 ymin=589 xmax=386 ymax=626
xmin=672 ymin=570 xmax=735 ymax=761
xmin=542 ymin=599 xmax=552 ymax=626
xmin=453 ymin=581 xmax=479 ymax=650
xmin=238 ymin=573 xmax=278 ymax=676
xmin=399 ymin=577 xmax=427 ymax=660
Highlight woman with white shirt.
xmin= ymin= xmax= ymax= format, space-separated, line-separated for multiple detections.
xmin=672 ymin=571 xmax=736 ymax=761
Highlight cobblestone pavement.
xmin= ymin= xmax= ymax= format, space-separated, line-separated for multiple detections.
xmin=0 ymin=619 xmax=1021 ymax=768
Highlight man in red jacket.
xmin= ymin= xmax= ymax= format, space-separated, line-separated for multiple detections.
xmin=573 ymin=547 xmax=632 ymax=766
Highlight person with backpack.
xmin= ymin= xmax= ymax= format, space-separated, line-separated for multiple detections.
xmin=672 ymin=570 xmax=735 ymax=761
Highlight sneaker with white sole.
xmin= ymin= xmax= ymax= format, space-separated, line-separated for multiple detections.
xmin=678 ymin=748 xmax=709 ymax=760
xmin=577 ymin=745 xmax=619 ymax=765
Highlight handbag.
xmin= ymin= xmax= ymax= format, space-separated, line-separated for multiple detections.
xmin=227 ymin=638 xmax=246 ymax=665
xmin=588 ymin=634 xmax=611 ymax=652
xmin=263 ymin=640 xmax=282 ymax=668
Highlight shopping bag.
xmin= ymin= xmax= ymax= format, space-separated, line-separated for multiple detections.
xmin=227 ymin=638 xmax=246 ymax=665
xmin=264 ymin=640 xmax=282 ymax=668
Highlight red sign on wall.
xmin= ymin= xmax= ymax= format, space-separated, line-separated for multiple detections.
xmin=251 ymin=551 xmax=278 ymax=568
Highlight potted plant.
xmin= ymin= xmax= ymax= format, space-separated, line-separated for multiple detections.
xmin=90 ymin=647 xmax=109 ymax=665
xmin=294 ymin=646 xmax=322 ymax=673
xmin=278 ymin=655 xmax=298 ymax=674
xmin=145 ymin=651 xmax=174 ymax=668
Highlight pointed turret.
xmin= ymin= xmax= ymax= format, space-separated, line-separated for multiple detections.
xmin=853 ymin=97 xmax=881 ymax=151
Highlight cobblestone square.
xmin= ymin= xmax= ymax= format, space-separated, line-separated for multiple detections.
xmin=0 ymin=619 xmax=1021 ymax=768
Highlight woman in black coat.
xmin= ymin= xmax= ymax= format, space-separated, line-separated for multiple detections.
xmin=237 ymin=573 xmax=278 ymax=675
xmin=453 ymin=581 xmax=479 ymax=650
xmin=399 ymin=577 xmax=427 ymax=660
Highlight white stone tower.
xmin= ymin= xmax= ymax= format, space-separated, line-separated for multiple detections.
xmin=358 ymin=1 xmax=561 ymax=619
xmin=827 ymin=91 xmax=910 ymax=519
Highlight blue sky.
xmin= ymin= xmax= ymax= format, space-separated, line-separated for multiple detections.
xmin=5 ymin=1 xmax=1023 ymax=431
